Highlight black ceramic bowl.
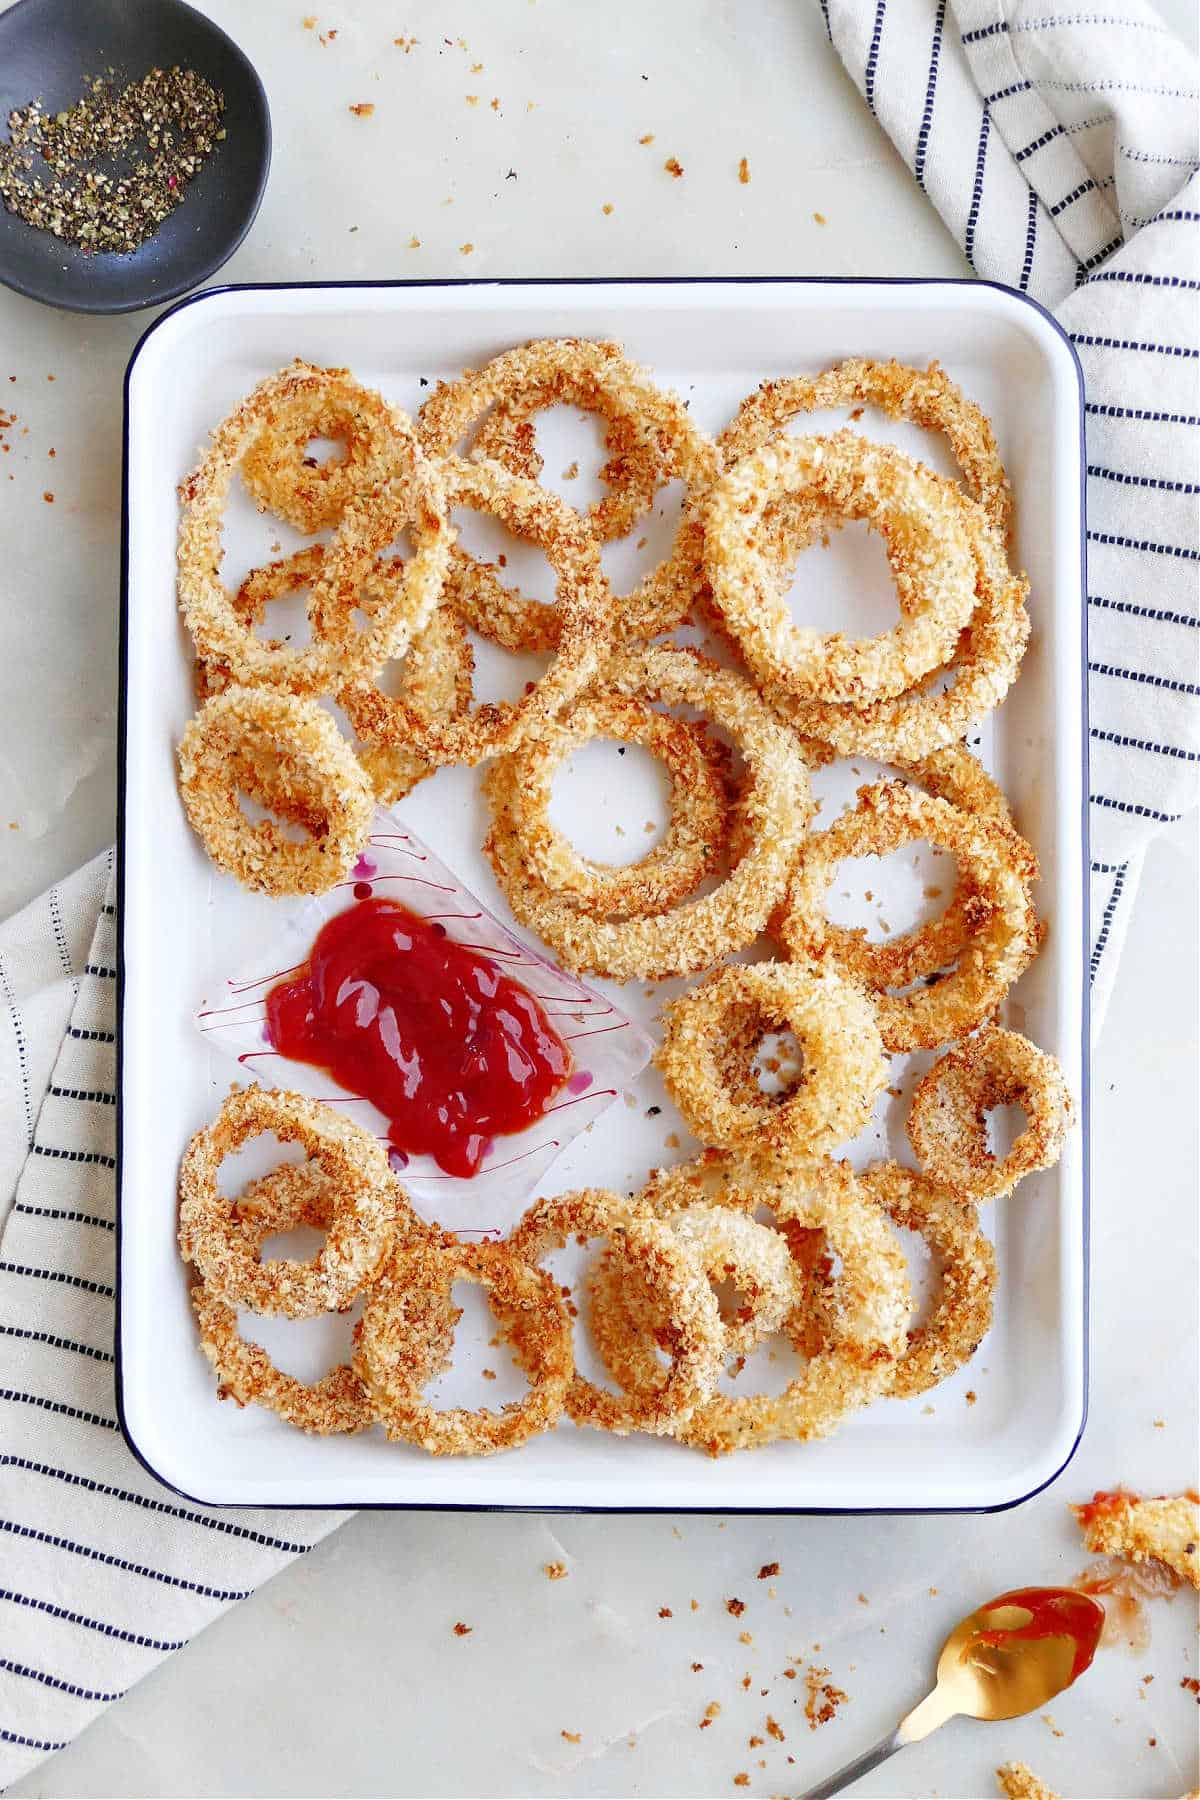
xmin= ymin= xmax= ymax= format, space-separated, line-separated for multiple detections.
xmin=0 ymin=0 xmax=270 ymax=313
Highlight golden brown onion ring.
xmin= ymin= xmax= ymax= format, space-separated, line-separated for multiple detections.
xmin=907 ymin=1027 xmax=1074 ymax=1201
xmin=239 ymin=364 xmax=400 ymax=534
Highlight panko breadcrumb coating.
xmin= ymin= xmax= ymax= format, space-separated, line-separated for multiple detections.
xmin=1071 ymin=1490 xmax=1200 ymax=1589
xmin=909 ymin=1027 xmax=1074 ymax=1201
xmin=996 ymin=1763 xmax=1059 ymax=1800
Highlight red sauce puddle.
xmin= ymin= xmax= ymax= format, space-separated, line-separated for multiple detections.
xmin=265 ymin=895 xmax=572 ymax=1178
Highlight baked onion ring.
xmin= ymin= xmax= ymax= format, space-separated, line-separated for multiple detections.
xmin=483 ymin=645 xmax=815 ymax=980
xmin=779 ymin=781 xmax=1040 ymax=1052
xmin=418 ymin=338 xmax=721 ymax=646
xmin=190 ymin=1162 xmax=380 ymax=1435
xmin=505 ymin=1189 xmax=724 ymax=1436
xmin=703 ymin=431 xmax=981 ymax=704
xmin=177 ymin=686 xmax=374 ymax=896
xmin=591 ymin=1161 xmax=910 ymax=1454
xmin=655 ymin=962 xmax=888 ymax=1167
xmin=490 ymin=689 xmax=731 ymax=917
xmin=178 ymin=1087 xmax=406 ymax=1319
xmin=354 ymin=1236 xmax=572 ymax=1455
xmin=239 ymin=364 xmax=401 ymax=535
xmin=719 ymin=358 xmax=1012 ymax=541
xmin=178 ymin=361 xmax=451 ymax=697
xmin=860 ymin=1161 xmax=996 ymax=1398
xmin=907 ymin=1027 xmax=1074 ymax=1201
xmin=342 ymin=455 xmax=612 ymax=768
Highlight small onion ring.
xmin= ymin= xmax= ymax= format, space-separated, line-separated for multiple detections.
xmin=704 ymin=431 xmax=981 ymax=704
xmin=655 ymin=961 xmax=888 ymax=1167
xmin=719 ymin=357 xmax=1012 ymax=540
xmin=505 ymin=1189 xmax=724 ymax=1437
xmin=592 ymin=1160 xmax=911 ymax=1454
xmin=778 ymin=780 xmax=1040 ymax=1052
xmin=341 ymin=455 xmax=613 ymax=768
xmin=907 ymin=1027 xmax=1075 ymax=1201
xmin=177 ymin=686 xmax=374 ymax=896
xmin=178 ymin=1087 xmax=406 ymax=1319
xmin=190 ymin=1163 xmax=380 ymax=1435
xmin=354 ymin=1236 xmax=573 ymax=1456
xmin=492 ymin=690 xmax=731 ymax=917
xmin=418 ymin=338 xmax=721 ymax=646
xmin=860 ymin=1161 xmax=996 ymax=1398
xmin=177 ymin=361 xmax=451 ymax=696
xmin=483 ymin=645 xmax=815 ymax=980
xmin=239 ymin=365 xmax=401 ymax=534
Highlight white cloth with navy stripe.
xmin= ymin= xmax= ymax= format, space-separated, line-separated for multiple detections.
xmin=825 ymin=0 xmax=1199 ymax=1022
xmin=0 ymin=855 xmax=341 ymax=1788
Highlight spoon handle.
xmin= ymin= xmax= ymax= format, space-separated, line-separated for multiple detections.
xmin=800 ymin=1725 xmax=906 ymax=1798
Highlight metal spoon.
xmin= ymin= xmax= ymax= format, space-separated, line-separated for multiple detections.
xmin=803 ymin=1585 xmax=1106 ymax=1799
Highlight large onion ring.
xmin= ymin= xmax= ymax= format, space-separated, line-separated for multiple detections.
xmin=177 ymin=686 xmax=374 ymax=896
xmin=239 ymin=364 xmax=401 ymax=534
xmin=655 ymin=962 xmax=888 ymax=1166
xmin=418 ymin=338 xmax=721 ymax=647
xmin=177 ymin=361 xmax=451 ymax=696
xmin=778 ymin=780 xmax=1040 ymax=1052
xmin=719 ymin=358 xmax=1012 ymax=541
xmin=505 ymin=1189 xmax=724 ymax=1436
xmin=490 ymin=689 xmax=731 ymax=917
xmin=907 ymin=1027 xmax=1074 ymax=1201
xmin=178 ymin=1087 xmax=405 ymax=1319
xmin=190 ymin=1163 xmax=380 ymax=1435
xmin=354 ymin=1236 xmax=573 ymax=1455
xmin=860 ymin=1161 xmax=996 ymax=1398
xmin=341 ymin=455 xmax=612 ymax=768
xmin=483 ymin=645 xmax=815 ymax=980
xmin=703 ymin=431 xmax=981 ymax=704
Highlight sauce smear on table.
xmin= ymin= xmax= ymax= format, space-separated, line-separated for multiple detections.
xmin=265 ymin=896 xmax=572 ymax=1178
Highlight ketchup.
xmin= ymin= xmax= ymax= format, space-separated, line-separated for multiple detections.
xmin=975 ymin=1586 xmax=1105 ymax=1683
xmin=265 ymin=896 xmax=572 ymax=1178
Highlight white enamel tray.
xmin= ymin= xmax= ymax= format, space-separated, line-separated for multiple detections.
xmin=119 ymin=279 xmax=1088 ymax=1512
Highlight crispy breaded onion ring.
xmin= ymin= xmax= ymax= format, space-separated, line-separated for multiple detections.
xmin=592 ymin=1161 xmax=910 ymax=1454
xmin=779 ymin=781 xmax=1040 ymax=1052
xmin=907 ymin=1027 xmax=1074 ymax=1201
xmin=505 ymin=1189 xmax=724 ymax=1436
xmin=342 ymin=455 xmax=613 ymax=768
xmin=770 ymin=509 xmax=1031 ymax=761
xmin=860 ymin=1161 xmax=996 ymax=1398
xmin=703 ymin=432 xmax=980 ymax=705
xmin=471 ymin=349 xmax=667 ymax=544
xmin=719 ymin=358 xmax=1012 ymax=540
xmin=483 ymin=646 xmax=815 ymax=980
xmin=418 ymin=338 xmax=721 ymax=647
xmin=177 ymin=362 xmax=451 ymax=696
xmin=356 ymin=603 xmax=475 ymax=804
xmin=178 ymin=1087 xmax=405 ymax=1319
xmin=177 ymin=686 xmax=374 ymax=896
xmin=655 ymin=962 xmax=888 ymax=1167
xmin=492 ymin=690 xmax=731 ymax=917
xmin=239 ymin=363 xmax=401 ymax=534
xmin=354 ymin=1236 xmax=573 ymax=1455
xmin=190 ymin=1162 xmax=381 ymax=1434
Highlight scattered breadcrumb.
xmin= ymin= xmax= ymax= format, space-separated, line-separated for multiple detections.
xmin=349 ymin=103 xmax=375 ymax=117
xmin=408 ymin=236 xmax=421 ymax=249
xmin=857 ymin=1593 xmax=869 ymax=1605
xmin=804 ymin=1665 xmax=847 ymax=1729
xmin=739 ymin=1631 xmax=753 ymax=1644
xmin=481 ymin=1368 xmax=496 ymax=1380
xmin=700 ymin=1702 xmax=721 ymax=1729
xmin=738 ymin=156 xmax=750 ymax=184
xmin=471 ymin=61 xmax=483 ymax=72
xmin=691 ymin=1598 xmax=700 ymax=1611
xmin=727 ymin=1598 xmax=746 ymax=1616
xmin=561 ymin=1729 xmax=581 ymax=1744
xmin=1153 ymin=1418 xmax=1165 ymax=1428
xmin=459 ymin=243 xmax=475 ymax=255
xmin=748 ymin=1735 xmax=763 ymax=1748
xmin=302 ymin=14 xmax=316 ymax=25
xmin=638 ymin=132 xmax=655 ymax=144
xmin=561 ymin=461 xmax=580 ymax=481
xmin=1181 ymin=1676 xmax=1199 ymax=1699
xmin=394 ymin=35 xmax=418 ymax=50
xmin=659 ymin=1606 xmax=673 ymax=1618
xmin=741 ymin=1673 xmax=752 ymax=1690
xmin=544 ymin=1561 xmax=568 ymax=1580
xmin=466 ymin=94 xmax=479 ymax=105
xmin=766 ymin=1716 xmax=784 ymax=1742
xmin=966 ymin=1389 xmax=978 ymax=1405
xmin=664 ymin=157 xmax=684 ymax=178
xmin=733 ymin=1776 xmax=749 ymax=1789
xmin=602 ymin=202 xmax=614 ymax=215
xmin=996 ymin=1764 xmax=1059 ymax=1800
xmin=43 ymin=491 xmax=53 ymax=503
xmin=813 ymin=211 xmax=827 ymax=225
xmin=1042 ymin=1712 xmax=1063 ymax=1738
xmin=452 ymin=1621 xmax=472 ymax=1636
xmin=758 ymin=1563 xmax=780 ymax=1579
xmin=691 ymin=1661 xmax=703 ymax=1671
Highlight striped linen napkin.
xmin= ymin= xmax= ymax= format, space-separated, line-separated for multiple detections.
xmin=0 ymin=856 xmax=343 ymax=1788
xmin=1 ymin=4 xmax=1197 ymax=1780
xmin=824 ymin=0 xmax=1200 ymax=1020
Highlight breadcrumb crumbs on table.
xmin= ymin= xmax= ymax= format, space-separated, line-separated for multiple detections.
xmin=1153 ymin=1418 xmax=1165 ymax=1427
xmin=42 ymin=492 xmax=53 ymax=503
xmin=491 ymin=98 xmax=501 ymax=111
xmin=460 ymin=243 xmax=474 ymax=254
xmin=857 ymin=1593 xmax=869 ymax=1604
xmin=783 ymin=1668 xmax=796 ymax=1679
xmin=741 ymin=1674 xmax=752 ymax=1690
xmin=739 ymin=1631 xmax=753 ymax=1645
xmin=804 ymin=1666 xmax=847 ymax=1729
xmin=302 ymin=14 xmax=316 ymax=25
xmin=659 ymin=1606 xmax=673 ymax=1618
xmin=738 ymin=156 xmax=750 ymax=183
xmin=561 ymin=1730 xmax=581 ymax=1744
xmin=733 ymin=1776 xmax=750 ymax=1788
xmin=700 ymin=1702 xmax=721 ymax=1728
xmin=408 ymin=236 xmax=421 ymax=248
xmin=602 ymin=202 xmax=614 ymax=215
xmin=727 ymin=1597 xmax=746 ymax=1616
xmin=481 ymin=1368 xmax=496 ymax=1379
xmin=544 ymin=1562 xmax=568 ymax=1580
xmin=562 ymin=461 xmax=580 ymax=480
xmin=471 ymin=60 xmax=483 ymax=71
xmin=1181 ymin=1676 xmax=1200 ymax=1698
xmin=966 ymin=1390 xmax=978 ymax=1405
xmin=1042 ymin=1714 xmax=1062 ymax=1738
xmin=452 ymin=1621 xmax=472 ymax=1636
xmin=758 ymin=1563 xmax=780 ymax=1579
xmin=664 ymin=157 xmax=684 ymax=177
xmin=690 ymin=1598 xmax=700 ymax=1610
xmin=749 ymin=1735 xmax=764 ymax=1748
xmin=691 ymin=1662 xmax=704 ymax=1671
xmin=813 ymin=211 xmax=827 ymax=225
xmin=639 ymin=132 xmax=655 ymax=144
xmin=766 ymin=1717 xmax=785 ymax=1741
xmin=394 ymin=36 xmax=418 ymax=50
xmin=349 ymin=103 xmax=375 ymax=117
xmin=466 ymin=94 xmax=479 ymax=104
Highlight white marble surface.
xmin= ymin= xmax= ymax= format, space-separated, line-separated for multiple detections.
xmin=1 ymin=1 xmax=1197 ymax=1795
